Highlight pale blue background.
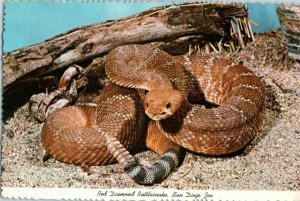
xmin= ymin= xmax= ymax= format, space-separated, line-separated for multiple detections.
xmin=3 ymin=2 xmax=281 ymax=53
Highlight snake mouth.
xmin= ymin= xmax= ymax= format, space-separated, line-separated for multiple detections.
xmin=145 ymin=110 xmax=172 ymax=121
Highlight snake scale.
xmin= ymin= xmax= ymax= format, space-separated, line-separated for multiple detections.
xmin=41 ymin=44 xmax=265 ymax=185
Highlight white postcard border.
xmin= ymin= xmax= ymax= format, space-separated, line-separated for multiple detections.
xmin=1 ymin=1 xmax=300 ymax=201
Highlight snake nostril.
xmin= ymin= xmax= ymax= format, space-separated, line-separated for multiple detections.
xmin=161 ymin=112 xmax=166 ymax=115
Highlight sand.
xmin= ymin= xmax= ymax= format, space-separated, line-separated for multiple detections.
xmin=1 ymin=31 xmax=299 ymax=190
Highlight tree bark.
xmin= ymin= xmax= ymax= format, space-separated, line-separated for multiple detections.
xmin=277 ymin=5 xmax=300 ymax=60
xmin=3 ymin=3 xmax=248 ymax=95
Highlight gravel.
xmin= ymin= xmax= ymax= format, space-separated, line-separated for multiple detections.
xmin=1 ymin=31 xmax=299 ymax=190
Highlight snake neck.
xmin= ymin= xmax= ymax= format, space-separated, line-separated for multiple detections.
xmin=170 ymin=98 xmax=192 ymax=120
xmin=157 ymin=98 xmax=192 ymax=133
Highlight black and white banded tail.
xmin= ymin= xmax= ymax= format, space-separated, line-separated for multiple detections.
xmin=106 ymin=136 xmax=179 ymax=185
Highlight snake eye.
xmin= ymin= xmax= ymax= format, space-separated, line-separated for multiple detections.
xmin=166 ymin=102 xmax=171 ymax=109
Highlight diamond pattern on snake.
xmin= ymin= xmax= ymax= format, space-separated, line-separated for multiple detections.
xmin=42 ymin=44 xmax=265 ymax=185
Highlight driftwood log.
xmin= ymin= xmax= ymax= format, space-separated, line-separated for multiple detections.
xmin=3 ymin=3 xmax=250 ymax=95
xmin=3 ymin=3 xmax=254 ymax=120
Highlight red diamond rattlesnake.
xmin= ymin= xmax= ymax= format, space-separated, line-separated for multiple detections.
xmin=42 ymin=44 xmax=265 ymax=185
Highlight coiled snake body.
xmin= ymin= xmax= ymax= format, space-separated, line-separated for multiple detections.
xmin=42 ymin=45 xmax=265 ymax=185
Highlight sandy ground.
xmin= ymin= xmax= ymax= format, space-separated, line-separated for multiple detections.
xmin=1 ymin=31 xmax=300 ymax=190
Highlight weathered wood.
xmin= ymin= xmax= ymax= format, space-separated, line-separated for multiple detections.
xmin=29 ymin=65 xmax=88 ymax=122
xmin=3 ymin=3 xmax=247 ymax=94
xmin=277 ymin=5 xmax=300 ymax=60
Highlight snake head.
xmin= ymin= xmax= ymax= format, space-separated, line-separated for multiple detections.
xmin=144 ymin=88 xmax=183 ymax=121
